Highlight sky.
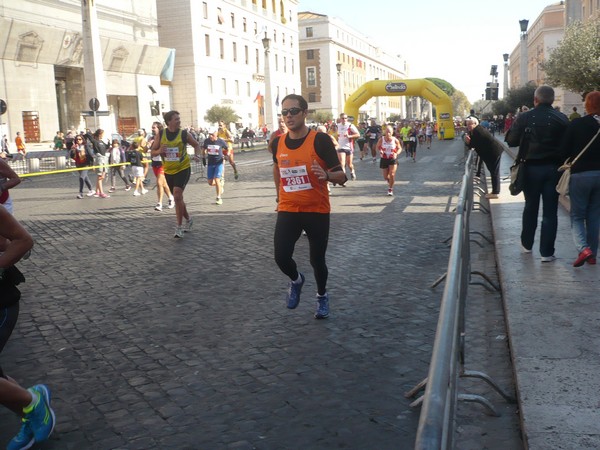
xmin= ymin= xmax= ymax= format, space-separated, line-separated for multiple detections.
xmin=297 ymin=0 xmax=556 ymax=103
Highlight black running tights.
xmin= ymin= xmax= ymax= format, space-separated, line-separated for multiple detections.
xmin=274 ymin=212 xmax=329 ymax=295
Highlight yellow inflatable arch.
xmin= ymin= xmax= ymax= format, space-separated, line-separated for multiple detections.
xmin=343 ymin=79 xmax=455 ymax=140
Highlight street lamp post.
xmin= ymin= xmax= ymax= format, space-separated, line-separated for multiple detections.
xmin=336 ymin=63 xmax=342 ymax=116
xmin=503 ymin=53 xmax=509 ymax=97
xmin=262 ymin=35 xmax=275 ymax=135
xmin=519 ymin=19 xmax=529 ymax=87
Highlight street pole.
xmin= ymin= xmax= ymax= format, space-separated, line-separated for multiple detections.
xmin=262 ymin=35 xmax=274 ymax=135
xmin=336 ymin=63 xmax=342 ymax=116
xmin=519 ymin=20 xmax=529 ymax=87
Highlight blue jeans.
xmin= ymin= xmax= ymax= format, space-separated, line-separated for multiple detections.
xmin=569 ymin=170 xmax=600 ymax=256
xmin=521 ymin=163 xmax=560 ymax=257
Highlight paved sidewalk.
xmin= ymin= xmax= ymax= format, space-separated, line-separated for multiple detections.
xmin=490 ymin=149 xmax=600 ymax=450
xmin=0 ymin=139 xmax=520 ymax=449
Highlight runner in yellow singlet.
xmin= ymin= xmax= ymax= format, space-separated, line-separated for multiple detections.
xmin=150 ymin=110 xmax=201 ymax=238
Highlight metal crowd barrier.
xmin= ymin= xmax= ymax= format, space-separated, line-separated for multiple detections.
xmin=406 ymin=150 xmax=515 ymax=449
xmin=4 ymin=150 xmax=73 ymax=175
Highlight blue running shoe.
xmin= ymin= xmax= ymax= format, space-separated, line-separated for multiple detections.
xmin=7 ymin=419 xmax=34 ymax=450
xmin=315 ymin=293 xmax=329 ymax=319
xmin=286 ymin=273 xmax=305 ymax=309
xmin=25 ymin=384 xmax=55 ymax=443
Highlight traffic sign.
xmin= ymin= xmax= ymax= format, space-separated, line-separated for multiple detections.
xmin=89 ymin=97 xmax=100 ymax=111
xmin=0 ymin=99 xmax=6 ymax=115
xmin=81 ymin=110 xmax=110 ymax=116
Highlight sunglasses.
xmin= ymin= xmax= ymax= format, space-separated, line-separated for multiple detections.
xmin=281 ymin=108 xmax=304 ymax=116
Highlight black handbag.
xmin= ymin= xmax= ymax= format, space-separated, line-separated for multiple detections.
xmin=509 ymin=160 xmax=525 ymax=196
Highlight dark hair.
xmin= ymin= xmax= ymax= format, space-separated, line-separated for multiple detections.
xmin=281 ymin=94 xmax=308 ymax=111
xmin=111 ymin=139 xmax=120 ymax=146
xmin=163 ymin=110 xmax=180 ymax=123
xmin=152 ymin=121 xmax=164 ymax=131
xmin=93 ymin=128 xmax=104 ymax=138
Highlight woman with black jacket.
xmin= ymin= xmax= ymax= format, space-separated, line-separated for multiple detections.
xmin=559 ymin=91 xmax=600 ymax=267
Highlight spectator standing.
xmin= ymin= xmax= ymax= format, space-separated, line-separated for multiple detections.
xmin=86 ymin=128 xmax=110 ymax=198
xmin=464 ymin=117 xmax=504 ymax=198
xmin=505 ymin=85 xmax=569 ymax=261
xmin=53 ymin=132 xmax=64 ymax=150
xmin=108 ymin=139 xmax=131 ymax=192
xmin=71 ymin=134 xmax=94 ymax=199
xmin=569 ymin=106 xmax=581 ymax=121
xmin=127 ymin=141 xmax=148 ymax=197
xmin=14 ymin=133 xmax=25 ymax=155
xmin=559 ymin=91 xmax=600 ymax=267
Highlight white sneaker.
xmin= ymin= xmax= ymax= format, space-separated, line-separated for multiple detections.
xmin=387 ymin=188 xmax=393 ymax=196
xmin=168 ymin=196 xmax=175 ymax=209
xmin=154 ymin=203 xmax=163 ymax=211
xmin=86 ymin=190 xmax=95 ymax=197
xmin=141 ymin=188 xmax=148 ymax=195
xmin=173 ymin=227 xmax=184 ymax=239
xmin=541 ymin=255 xmax=556 ymax=262
xmin=133 ymin=191 xmax=141 ymax=196
xmin=521 ymin=245 xmax=532 ymax=254
xmin=351 ymin=171 xmax=356 ymax=180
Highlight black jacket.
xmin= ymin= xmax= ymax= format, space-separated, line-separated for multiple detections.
xmin=468 ymin=125 xmax=504 ymax=166
xmin=505 ymin=104 xmax=569 ymax=164
xmin=559 ymin=115 xmax=600 ymax=174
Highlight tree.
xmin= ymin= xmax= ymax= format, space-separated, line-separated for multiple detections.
xmin=504 ymin=83 xmax=537 ymax=113
xmin=309 ymin=110 xmax=333 ymax=124
xmin=542 ymin=17 xmax=600 ymax=98
xmin=451 ymin=90 xmax=471 ymax=118
xmin=387 ymin=114 xmax=403 ymax=123
xmin=204 ymin=105 xmax=240 ymax=125
xmin=426 ymin=78 xmax=456 ymax=97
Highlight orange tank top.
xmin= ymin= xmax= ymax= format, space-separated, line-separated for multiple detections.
xmin=276 ymin=130 xmax=330 ymax=213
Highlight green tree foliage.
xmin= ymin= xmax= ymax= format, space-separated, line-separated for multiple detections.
xmin=542 ymin=17 xmax=600 ymax=98
xmin=426 ymin=78 xmax=456 ymax=97
xmin=309 ymin=110 xmax=334 ymax=124
xmin=387 ymin=114 xmax=403 ymax=123
xmin=204 ymin=105 xmax=240 ymax=125
xmin=451 ymin=90 xmax=471 ymax=118
xmin=504 ymin=83 xmax=537 ymax=113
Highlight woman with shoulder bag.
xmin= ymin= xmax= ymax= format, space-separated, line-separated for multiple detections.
xmin=559 ymin=91 xmax=600 ymax=267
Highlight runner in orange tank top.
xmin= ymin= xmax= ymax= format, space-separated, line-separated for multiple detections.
xmin=272 ymin=94 xmax=347 ymax=319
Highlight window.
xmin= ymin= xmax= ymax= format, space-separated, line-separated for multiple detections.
xmin=222 ymin=78 xmax=227 ymax=95
xmin=247 ymin=82 xmax=251 ymax=97
xmin=243 ymin=18 xmax=247 ymax=32
xmin=231 ymin=13 xmax=235 ymax=28
xmin=282 ymin=33 xmax=285 ymax=45
xmin=273 ymin=30 xmax=277 ymax=43
xmin=254 ymin=22 xmax=258 ymax=35
xmin=233 ymin=42 xmax=237 ymax=62
xmin=235 ymin=80 xmax=240 ymax=96
xmin=307 ymin=67 xmax=316 ymax=87
xmin=244 ymin=45 xmax=249 ymax=64
xmin=274 ymin=54 xmax=278 ymax=71
xmin=205 ymin=35 xmax=210 ymax=56
xmin=262 ymin=0 xmax=267 ymax=9
xmin=306 ymin=27 xmax=313 ymax=38
xmin=291 ymin=58 xmax=294 ymax=74
xmin=308 ymin=92 xmax=316 ymax=102
xmin=217 ymin=7 xmax=224 ymax=24
xmin=219 ymin=38 xmax=224 ymax=59
xmin=306 ymin=49 xmax=314 ymax=60
xmin=283 ymin=56 xmax=287 ymax=73
xmin=255 ymin=48 xmax=260 ymax=73
xmin=202 ymin=2 xmax=208 ymax=19
xmin=207 ymin=76 xmax=213 ymax=93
